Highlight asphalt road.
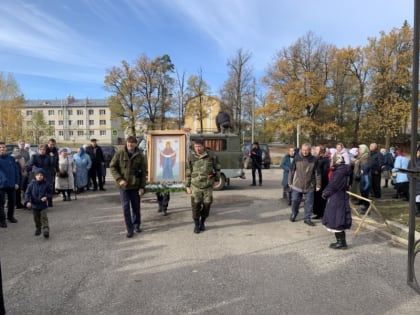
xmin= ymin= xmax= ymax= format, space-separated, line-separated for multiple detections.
xmin=1 ymin=168 xmax=420 ymax=315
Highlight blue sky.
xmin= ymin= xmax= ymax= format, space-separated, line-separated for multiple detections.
xmin=0 ymin=0 xmax=413 ymax=100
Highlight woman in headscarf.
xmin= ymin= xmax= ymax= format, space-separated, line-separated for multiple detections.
xmin=55 ymin=148 xmax=76 ymax=201
xmin=73 ymin=146 xmax=92 ymax=193
xmin=322 ymin=153 xmax=352 ymax=249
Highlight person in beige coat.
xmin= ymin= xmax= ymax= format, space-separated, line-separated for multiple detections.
xmin=55 ymin=148 xmax=76 ymax=201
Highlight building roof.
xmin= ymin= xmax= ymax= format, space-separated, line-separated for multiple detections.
xmin=24 ymin=97 xmax=108 ymax=108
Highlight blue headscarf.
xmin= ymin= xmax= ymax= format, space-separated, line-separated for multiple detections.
xmin=79 ymin=146 xmax=86 ymax=157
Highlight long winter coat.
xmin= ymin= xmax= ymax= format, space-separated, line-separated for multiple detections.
xmin=55 ymin=156 xmax=76 ymax=190
xmin=73 ymin=151 xmax=92 ymax=189
xmin=280 ymin=153 xmax=293 ymax=188
xmin=322 ymin=163 xmax=352 ymax=231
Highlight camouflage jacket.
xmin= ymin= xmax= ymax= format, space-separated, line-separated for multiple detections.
xmin=186 ymin=150 xmax=221 ymax=189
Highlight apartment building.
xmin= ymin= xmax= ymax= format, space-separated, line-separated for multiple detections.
xmin=23 ymin=96 xmax=124 ymax=145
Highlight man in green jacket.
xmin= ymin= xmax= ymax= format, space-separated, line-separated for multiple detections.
xmin=110 ymin=136 xmax=147 ymax=238
xmin=186 ymin=140 xmax=221 ymax=234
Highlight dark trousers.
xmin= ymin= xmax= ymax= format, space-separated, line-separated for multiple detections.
xmin=89 ymin=164 xmax=104 ymax=190
xmin=0 ymin=188 xmax=16 ymax=223
xmin=119 ymin=189 xmax=141 ymax=233
xmin=252 ymin=165 xmax=262 ymax=185
xmin=371 ymin=172 xmax=381 ymax=198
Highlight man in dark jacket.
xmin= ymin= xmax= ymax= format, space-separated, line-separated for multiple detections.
xmin=250 ymin=142 xmax=263 ymax=186
xmin=110 ymin=136 xmax=147 ymax=238
xmin=215 ymin=111 xmax=232 ymax=133
xmin=0 ymin=142 xmax=20 ymax=227
xmin=280 ymin=147 xmax=296 ymax=204
xmin=288 ymin=143 xmax=321 ymax=226
xmin=369 ymin=143 xmax=383 ymax=198
xmin=86 ymin=138 xmax=106 ymax=191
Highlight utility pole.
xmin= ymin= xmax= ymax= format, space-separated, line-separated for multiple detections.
xmin=251 ymin=78 xmax=255 ymax=144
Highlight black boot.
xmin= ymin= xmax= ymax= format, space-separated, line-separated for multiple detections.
xmin=194 ymin=219 xmax=200 ymax=234
xmin=199 ymin=217 xmax=206 ymax=231
xmin=157 ymin=193 xmax=163 ymax=212
xmin=330 ymin=231 xmax=347 ymax=249
xmin=67 ymin=190 xmax=72 ymax=201
xmin=288 ymin=190 xmax=292 ymax=206
xmin=61 ymin=191 xmax=67 ymax=201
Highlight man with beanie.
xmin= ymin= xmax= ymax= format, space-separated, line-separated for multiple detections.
xmin=186 ymin=140 xmax=221 ymax=234
xmin=288 ymin=142 xmax=321 ymax=226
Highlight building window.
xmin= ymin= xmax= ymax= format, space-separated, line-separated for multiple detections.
xmin=77 ymin=110 xmax=83 ymax=115
xmin=100 ymin=130 xmax=106 ymax=136
xmin=89 ymin=120 xmax=94 ymax=126
xmin=58 ymin=120 xmax=64 ymax=126
xmin=67 ymin=109 xmax=73 ymax=115
xmin=88 ymin=109 xmax=94 ymax=115
xmin=69 ymin=131 xmax=73 ymax=136
xmin=99 ymin=120 xmax=106 ymax=125
xmin=77 ymin=131 xmax=84 ymax=136
xmin=89 ymin=130 xmax=94 ymax=136
xmin=58 ymin=131 xmax=64 ymax=136
xmin=99 ymin=109 xmax=106 ymax=115
xmin=48 ymin=120 xmax=55 ymax=126
xmin=68 ymin=120 xmax=72 ymax=126
xmin=58 ymin=110 xmax=63 ymax=115
xmin=48 ymin=110 xmax=54 ymax=116
xmin=77 ymin=120 xmax=84 ymax=126
xmin=26 ymin=110 xmax=32 ymax=116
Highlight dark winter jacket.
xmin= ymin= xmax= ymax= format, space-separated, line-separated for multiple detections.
xmin=24 ymin=177 xmax=52 ymax=211
xmin=110 ymin=147 xmax=147 ymax=190
xmin=280 ymin=153 xmax=294 ymax=188
xmin=369 ymin=149 xmax=383 ymax=175
xmin=27 ymin=153 xmax=55 ymax=184
xmin=0 ymin=154 xmax=20 ymax=189
xmin=288 ymin=153 xmax=321 ymax=193
xmin=322 ymin=164 xmax=352 ymax=231
xmin=86 ymin=145 xmax=105 ymax=167
xmin=250 ymin=147 xmax=262 ymax=169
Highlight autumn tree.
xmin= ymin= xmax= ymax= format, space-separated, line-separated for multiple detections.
xmin=185 ymin=70 xmax=212 ymax=133
xmin=220 ymin=49 xmax=254 ymax=133
xmin=25 ymin=111 xmax=54 ymax=145
xmin=0 ymin=73 xmax=24 ymax=142
xmin=263 ymin=32 xmax=339 ymax=145
xmin=363 ymin=22 xmax=413 ymax=148
xmin=104 ymin=54 xmax=175 ymax=135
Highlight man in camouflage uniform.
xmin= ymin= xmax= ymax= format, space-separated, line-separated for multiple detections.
xmin=186 ymin=140 xmax=221 ymax=234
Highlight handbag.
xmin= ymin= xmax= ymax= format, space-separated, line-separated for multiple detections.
xmin=58 ymin=171 xmax=68 ymax=178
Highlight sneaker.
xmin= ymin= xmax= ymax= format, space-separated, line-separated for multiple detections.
xmin=134 ymin=225 xmax=141 ymax=233
xmin=126 ymin=230 xmax=134 ymax=238
xmin=43 ymin=230 xmax=49 ymax=238
xmin=35 ymin=228 xmax=41 ymax=236
xmin=7 ymin=217 xmax=18 ymax=223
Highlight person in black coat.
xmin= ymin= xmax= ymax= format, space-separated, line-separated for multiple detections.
xmin=313 ymin=145 xmax=330 ymax=219
xmin=322 ymin=154 xmax=352 ymax=249
xmin=26 ymin=144 xmax=55 ymax=207
xmin=249 ymin=142 xmax=262 ymax=186
xmin=86 ymin=139 xmax=106 ymax=191
xmin=280 ymin=147 xmax=295 ymax=204
xmin=215 ymin=111 xmax=232 ymax=133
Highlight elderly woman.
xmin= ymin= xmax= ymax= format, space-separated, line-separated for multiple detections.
xmin=322 ymin=154 xmax=352 ymax=249
xmin=55 ymin=148 xmax=76 ymax=201
xmin=73 ymin=146 xmax=92 ymax=193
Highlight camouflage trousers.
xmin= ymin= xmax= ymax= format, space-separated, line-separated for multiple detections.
xmin=190 ymin=186 xmax=213 ymax=220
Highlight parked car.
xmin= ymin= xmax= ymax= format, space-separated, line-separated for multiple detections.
xmin=242 ymin=143 xmax=271 ymax=169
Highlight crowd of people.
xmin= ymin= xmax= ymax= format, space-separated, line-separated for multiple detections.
xmin=0 ymin=138 xmax=108 ymax=238
xmin=280 ymin=141 xmax=420 ymax=250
